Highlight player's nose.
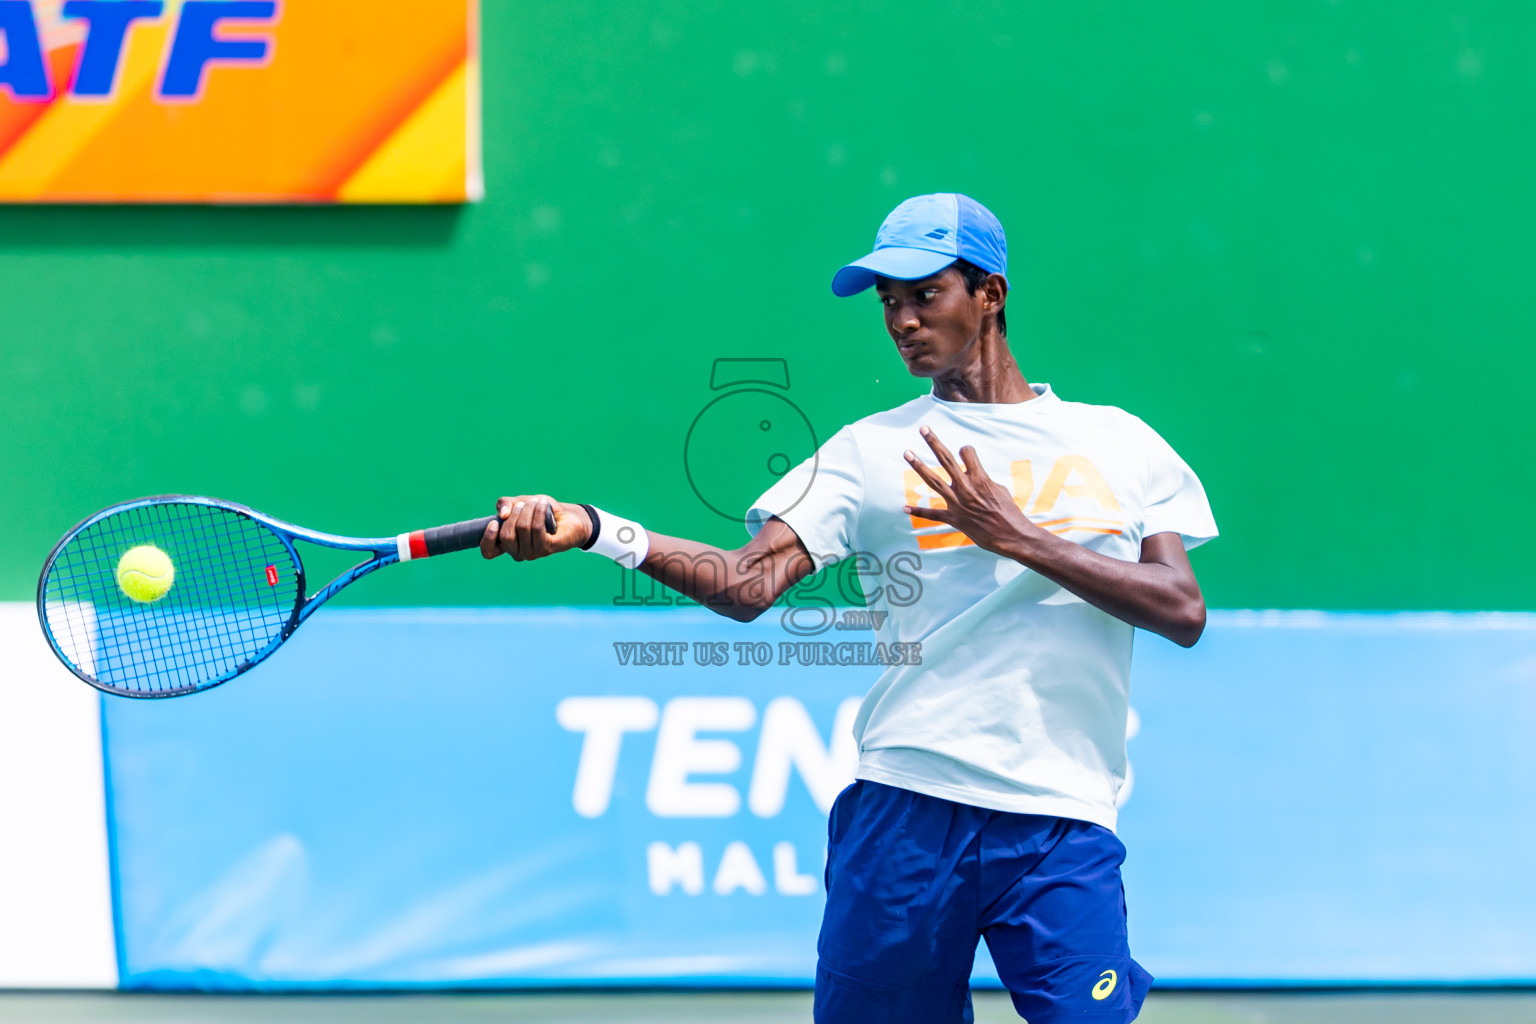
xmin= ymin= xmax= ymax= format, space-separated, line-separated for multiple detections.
xmin=890 ymin=303 xmax=921 ymax=333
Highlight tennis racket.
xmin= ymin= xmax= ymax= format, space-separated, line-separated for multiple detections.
xmin=37 ymin=495 xmax=555 ymax=699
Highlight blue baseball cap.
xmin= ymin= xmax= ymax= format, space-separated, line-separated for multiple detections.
xmin=831 ymin=193 xmax=1008 ymax=297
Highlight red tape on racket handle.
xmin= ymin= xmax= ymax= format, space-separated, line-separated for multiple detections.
xmin=400 ymin=507 xmax=558 ymax=560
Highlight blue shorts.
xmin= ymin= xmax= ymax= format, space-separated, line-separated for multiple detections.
xmin=815 ymin=780 xmax=1153 ymax=1024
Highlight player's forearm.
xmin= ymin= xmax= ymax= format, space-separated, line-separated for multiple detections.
xmin=996 ymin=529 xmax=1207 ymax=646
xmin=484 ymin=500 xmax=814 ymax=621
xmin=637 ymin=533 xmax=789 ymax=623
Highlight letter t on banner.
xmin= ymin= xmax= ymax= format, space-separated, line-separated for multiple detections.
xmin=556 ymin=697 xmax=659 ymax=818
xmin=61 ymin=1 xmax=165 ymax=96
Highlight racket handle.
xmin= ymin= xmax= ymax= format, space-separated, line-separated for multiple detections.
xmin=397 ymin=506 xmax=558 ymax=561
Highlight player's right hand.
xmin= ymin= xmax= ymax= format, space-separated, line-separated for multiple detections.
xmin=480 ymin=495 xmax=592 ymax=561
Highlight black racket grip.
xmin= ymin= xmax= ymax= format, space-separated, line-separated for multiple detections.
xmin=419 ymin=506 xmax=558 ymax=557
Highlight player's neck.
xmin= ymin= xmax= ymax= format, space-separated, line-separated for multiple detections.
xmin=930 ymin=332 xmax=1033 ymax=405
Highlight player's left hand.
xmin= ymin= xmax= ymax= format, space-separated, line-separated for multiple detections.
xmin=903 ymin=427 xmax=1039 ymax=554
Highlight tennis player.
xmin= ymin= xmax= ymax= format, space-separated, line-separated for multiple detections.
xmin=482 ymin=192 xmax=1216 ymax=1024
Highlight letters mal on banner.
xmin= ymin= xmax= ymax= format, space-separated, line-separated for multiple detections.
xmin=0 ymin=1 xmax=480 ymax=203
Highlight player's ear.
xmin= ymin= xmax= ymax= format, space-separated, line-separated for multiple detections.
xmin=983 ymin=276 xmax=1007 ymax=313
xmin=982 ymin=273 xmax=1008 ymax=315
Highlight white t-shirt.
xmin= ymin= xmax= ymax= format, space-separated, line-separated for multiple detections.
xmin=746 ymin=383 xmax=1217 ymax=831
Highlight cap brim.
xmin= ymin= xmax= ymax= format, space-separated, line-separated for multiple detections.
xmin=830 ymin=247 xmax=957 ymax=297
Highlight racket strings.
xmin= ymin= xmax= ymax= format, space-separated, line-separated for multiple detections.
xmin=41 ymin=502 xmax=301 ymax=695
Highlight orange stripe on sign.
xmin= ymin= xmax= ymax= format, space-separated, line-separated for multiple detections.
xmin=337 ymin=58 xmax=470 ymax=202
xmin=321 ymin=45 xmax=469 ymax=198
xmin=0 ymin=43 xmax=81 ymax=160
xmin=0 ymin=24 xmax=168 ymax=198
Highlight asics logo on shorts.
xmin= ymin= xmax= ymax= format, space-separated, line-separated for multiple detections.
xmin=1091 ymin=969 xmax=1117 ymax=1000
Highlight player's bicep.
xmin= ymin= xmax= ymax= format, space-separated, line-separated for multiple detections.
xmin=1140 ymin=532 xmax=1197 ymax=577
xmin=1140 ymin=532 xmax=1205 ymax=609
xmin=1139 ymin=531 xmax=1190 ymax=566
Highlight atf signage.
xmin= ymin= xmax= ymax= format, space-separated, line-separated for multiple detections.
xmin=0 ymin=1 xmax=479 ymax=202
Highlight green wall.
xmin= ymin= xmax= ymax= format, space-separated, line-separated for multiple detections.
xmin=3 ymin=1 xmax=1533 ymax=610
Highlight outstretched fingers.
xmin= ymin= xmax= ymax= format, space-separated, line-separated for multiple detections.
xmin=903 ymin=449 xmax=954 ymax=502
xmin=919 ymin=426 xmax=966 ymax=481
xmin=902 ymin=449 xmax=956 ymax=524
xmin=904 ymin=501 xmax=954 ymax=524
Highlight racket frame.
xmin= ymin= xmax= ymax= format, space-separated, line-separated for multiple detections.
xmin=38 ymin=495 xmax=404 ymax=698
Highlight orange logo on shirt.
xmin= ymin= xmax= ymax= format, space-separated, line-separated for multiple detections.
xmin=904 ymin=456 xmax=1123 ymax=550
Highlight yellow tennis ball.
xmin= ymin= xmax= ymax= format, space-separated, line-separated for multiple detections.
xmin=116 ymin=545 xmax=175 ymax=604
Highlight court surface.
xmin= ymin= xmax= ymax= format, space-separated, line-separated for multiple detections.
xmin=2 ymin=991 xmax=1534 ymax=1023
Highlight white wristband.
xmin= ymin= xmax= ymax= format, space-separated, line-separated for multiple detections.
xmin=584 ymin=506 xmax=650 ymax=568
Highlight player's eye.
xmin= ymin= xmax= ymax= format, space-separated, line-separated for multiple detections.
xmin=918 ymin=289 xmax=938 ymax=302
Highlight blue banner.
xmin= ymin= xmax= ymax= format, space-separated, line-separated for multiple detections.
xmin=100 ymin=610 xmax=1536 ymax=988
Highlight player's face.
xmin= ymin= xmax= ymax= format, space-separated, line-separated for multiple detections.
xmin=876 ymin=268 xmax=986 ymax=378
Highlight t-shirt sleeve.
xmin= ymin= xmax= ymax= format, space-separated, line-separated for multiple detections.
xmin=745 ymin=425 xmax=863 ymax=570
xmin=1136 ymin=420 xmax=1218 ymax=550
